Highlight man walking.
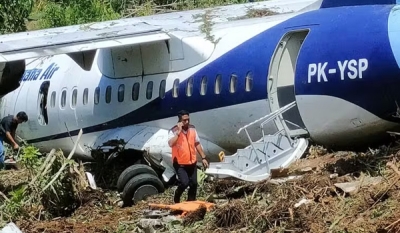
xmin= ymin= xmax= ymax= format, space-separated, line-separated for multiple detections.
xmin=168 ymin=110 xmax=209 ymax=203
xmin=0 ymin=111 xmax=28 ymax=169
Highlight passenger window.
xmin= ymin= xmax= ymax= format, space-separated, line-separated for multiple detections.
xmin=71 ymin=89 xmax=77 ymax=107
xmin=83 ymin=88 xmax=88 ymax=105
xmin=173 ymin=79 xmax=179 ymax=98
xmin=230 ymin=74 xmax=238 ymax=93
xmin=61 ymin=90 xmax=66 ymax=108
xmin=51 ymin=91 xmax=56 ymax=107
xmin=186 ymin=77 xmax=193 ymax=97
xmin=215 ymin=75 xmax=222 ymax=94
xmin=118 ymin=84 xmax=125 ymax=102
xmin=132 ymin=83 xmax=140 ymax=101
xmin=200 ymin=76 xmax=207 ymax=95
xmin=245 ymin=71 xmax=253 ymax=92
xmin=159 ymin=80 xmax=166 ymax=99
xmin=106 ymin=85 xmax=112 ymax=103
xmin=146 ymin=81 xmax=153 ymax=100
xmin=94 ymin=87 xmax=100 ymax=105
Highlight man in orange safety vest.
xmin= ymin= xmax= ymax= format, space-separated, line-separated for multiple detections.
xmin=168 ymin=110 xmax=209 ymax=203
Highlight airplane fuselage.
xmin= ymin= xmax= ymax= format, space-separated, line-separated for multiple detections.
xmin=2 ymin=1 xmax=400 ymax=164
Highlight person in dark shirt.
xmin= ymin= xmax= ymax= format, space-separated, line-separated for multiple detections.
xmin=0 ymin=112 xmax=28 ymax=169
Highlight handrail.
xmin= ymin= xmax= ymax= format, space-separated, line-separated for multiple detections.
xmin=237 ymin=101 xmax=296 ymax=134
xmin=259 ymin=102 xmax=296 ymax=129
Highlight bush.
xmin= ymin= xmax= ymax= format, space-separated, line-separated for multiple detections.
xmin=0 ymin=0 xmax=34 ymax=34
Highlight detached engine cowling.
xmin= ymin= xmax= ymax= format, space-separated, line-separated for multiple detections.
xmin=0 ymin=60 xmax=25 ymax=98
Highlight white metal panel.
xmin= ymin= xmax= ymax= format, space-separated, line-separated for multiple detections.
xmin=96 ymin=49 xmax=114 ymax=78
xmin=97 ymin=47 xmax=143 ymax=78
xmin=170 ymin=37 xmax=214 ymax=71
xmin=141 ymin=42 xmax=170 ymax=75
xmin=111 ymin=46 xmax=143 ymax=78
xmin=168 ymin=34 xmax=184 ymax=61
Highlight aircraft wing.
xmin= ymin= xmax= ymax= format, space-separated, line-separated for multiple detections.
xmin=0 ymin=22 xmax=170 ymax=62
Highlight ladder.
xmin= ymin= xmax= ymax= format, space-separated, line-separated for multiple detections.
xmin=205 ymin=101 xmax=309 ymax=182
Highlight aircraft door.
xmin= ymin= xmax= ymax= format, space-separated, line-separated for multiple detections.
xmin=268 ymin=30 xmax=310 ymax=137
xmin=37 ymin=81 xmax=50 ymax=126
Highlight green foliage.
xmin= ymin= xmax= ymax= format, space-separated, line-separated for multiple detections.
xmin=2 ymin=0 xmax=256 ymax=32
xmin=20 ymin=145 xmax=42 ymax=175
xmin=119 ymin=0 xmax=250 ymax=17
xmin=1 ymin=145 xmax=90 ymax=225
xmin=0 ymin=0 xmax=34 ymax=34
xmin=1 ymin=186 xmax=28 ymax=225
xmin=0 ymin=145 xmax=41 ymax=225
xmin=35 ymin=0 xmax=121 ymax=29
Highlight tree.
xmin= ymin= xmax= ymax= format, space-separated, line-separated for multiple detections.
xmin=0 ymin=0 xmax=34 ymax=34
xmin=36 ymin=0 xmax=120 ymax=29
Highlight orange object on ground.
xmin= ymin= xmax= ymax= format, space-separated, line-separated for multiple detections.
xmin=149 ymin=201 xmax=215 ymax=216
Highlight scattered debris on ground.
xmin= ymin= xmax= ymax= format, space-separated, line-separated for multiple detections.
xmin=3 ymin=141 xmax=400 ymax=232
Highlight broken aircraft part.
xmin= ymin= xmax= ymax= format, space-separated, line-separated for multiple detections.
xmin=205 ymin=102 xmax=309 ymax=182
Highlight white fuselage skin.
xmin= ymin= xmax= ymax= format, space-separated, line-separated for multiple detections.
xmin=1 ymin=0 xmax=399 ymax=169
xmin=1 ymin=11 xmax=292 ymax=163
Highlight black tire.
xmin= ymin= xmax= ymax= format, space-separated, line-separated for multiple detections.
xmin=117 ymin=164 xmax=158 ymax=192
xmin=121 ymin=173 xmax=165 ymax=207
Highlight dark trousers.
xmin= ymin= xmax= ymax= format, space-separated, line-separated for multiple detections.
xmin=173 ymin=162 xmax=198 ymax=203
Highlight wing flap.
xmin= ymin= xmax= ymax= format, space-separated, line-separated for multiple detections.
xmin=0 ymin=22 xmax=170 ymax=62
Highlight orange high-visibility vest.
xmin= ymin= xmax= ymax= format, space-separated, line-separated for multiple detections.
xmin=171 ymin=125 xmax=197 ymax=165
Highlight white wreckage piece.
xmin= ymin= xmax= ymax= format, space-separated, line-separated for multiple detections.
xmin=0 ymin=222 xmax=22 ymax=233
xmin=204 ymin=101 xmax=309 ymax=182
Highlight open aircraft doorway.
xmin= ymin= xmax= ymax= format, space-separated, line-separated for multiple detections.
xmin=268 ymin=30 xmax=310 ymax=137
xmin=38 ymin=81 xmax=50 ymax=126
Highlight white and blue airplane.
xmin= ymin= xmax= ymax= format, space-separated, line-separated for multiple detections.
xmin=1 ymin=0 xmax=400 ymax=205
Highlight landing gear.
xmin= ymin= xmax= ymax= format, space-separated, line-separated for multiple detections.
xmin=118 ymin=164 xmax=165 ymax=207
xmin=116 ymin=164 xmax=158 ymax=192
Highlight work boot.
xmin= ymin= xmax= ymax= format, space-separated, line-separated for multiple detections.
xmin=173 ymin=187 xmax=181 ymax=203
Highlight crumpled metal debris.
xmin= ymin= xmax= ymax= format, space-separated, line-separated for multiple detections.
xmin=0 ymin=222 xmax=22 ymax=233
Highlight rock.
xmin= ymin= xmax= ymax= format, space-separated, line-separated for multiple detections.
xmin=162 ymin=215 xmax=180 ymax=223
xmin=138 ymin=219 xmax=163 ymax=233
xmin=143 ymin=210 xmax=170 ymax=218
xmin=334 ymin=176 xmax=383 ymax=194
xmin=137 ymin=215 xmax=181 ymax=233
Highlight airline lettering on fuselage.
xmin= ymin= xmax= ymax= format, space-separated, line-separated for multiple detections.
xmin=21 ymin=63 xmax=60 ymax=82
xmin=307 ymin=58 xmax=369 ymax=83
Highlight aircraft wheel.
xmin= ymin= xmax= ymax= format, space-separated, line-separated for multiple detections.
xmin=121 ymin=173 xmax=165 ymax=207
xmin=117 ymin=164 xmax=158 ymax=192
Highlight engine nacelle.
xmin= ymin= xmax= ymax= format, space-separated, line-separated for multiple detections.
xmin=0 ymin=60 xmax=25 ymax=98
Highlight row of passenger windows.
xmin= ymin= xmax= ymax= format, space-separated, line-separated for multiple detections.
xmin=50 ymin=72 xmax=254 ymax=108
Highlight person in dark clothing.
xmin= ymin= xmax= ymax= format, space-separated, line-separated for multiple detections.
xmin=168 ymin=110 xmax=209 ymax=203
xmin=0 ymin=111 xmax=28 ymax=169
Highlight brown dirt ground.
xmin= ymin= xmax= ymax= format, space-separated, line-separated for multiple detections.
xmin=2 ymin=144 xmax=400 ymax=232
